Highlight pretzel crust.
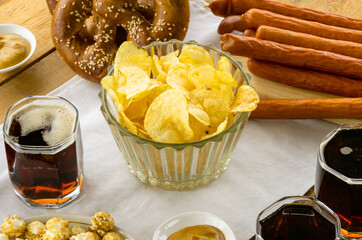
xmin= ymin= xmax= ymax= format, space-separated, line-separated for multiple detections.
xmin=49 ymin=0 xmax=190 ymax=82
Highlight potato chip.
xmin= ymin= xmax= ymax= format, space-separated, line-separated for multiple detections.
xmin=117 ymin=66 xmax=151 ymax=100
xmin=188 ymin=103 xmax=210 ymax=126
xmin=216 ymin=71 xmax=237 ymax=88
xmin=115 ymin=101 xmax=138 ymax=135
xmin=102 ymin=41 xmax=259 ymax=143
xmin=151 ymin=55 xmax=166 ymax=80
xmin=216 ymin=56 xmax=231 ymax=75
xmin=189 ymin=115 xmax=209 ymax=141
xmin=179 ymin=44 xmax=214 ymax=67
xmin=218 ymin=83 xmax=235 ymax=107
xmin=202 ymin=117 xmax=228 ymax=140
xmin=124 ymin=83 xmax=169 ymax=121
xmin=124 ymin=98 xmax=149 ymax=121
xmin=160 ymin=50 xmax=179 ymax=73
xmin=101 ymin=76 xmax=132 ymax=110
xmin=190 ymin=87 xmax=229 ymax=128
xmin=101 ymin=76 xmax=117 ymax=92
xmin=155 ymin=73 xmax=167 ymax=83
xmin=134 ymin=123 xmax=151 ymax=139
xmin=166 ymin=63 xmax=195 ymax=92
xmin=189 ymin=65 xmax=218 ymax=89
xmin=226 ymin=113 xmax=236 ymax=128
xmin=144 ymin=89 xmax=193 ymax=143
xmin=230 ymin=85 xmax=260 ymax=113
xmin=114 ymin=41 xmax=152 ymax=81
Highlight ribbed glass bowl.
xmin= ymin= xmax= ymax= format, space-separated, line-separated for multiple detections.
xmin=99 ymin=40 xmax=252 ymax=190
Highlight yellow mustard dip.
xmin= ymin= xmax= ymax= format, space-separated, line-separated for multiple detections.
xmin=167 ymin=225 xmax=226 ymax=240
xmin=0 ymin=33 xmax=31 ymax=69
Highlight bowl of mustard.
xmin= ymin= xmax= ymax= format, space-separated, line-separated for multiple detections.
xmin=153 ymin=211 xmax=236 ymax=240
xmin=0 ymin=24 xmax=36 ymax=73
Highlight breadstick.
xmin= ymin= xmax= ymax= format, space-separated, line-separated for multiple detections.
xmin=250 ymin=98 xmax=362 ymax=119
xmin=243 ymin=29 xmax=256 ymax=37
xmin=208 ymin=0 xmax=362 ymax=31
xmin=217 ymin=15 xmax=248 ymax=34
xmin=243 ymin=9 xmax=362 ymax=44
xmin=247 ymin=59 xmax=362 ymax=98
xmin=220 ymin=35 xmax=362 ymax=79
xmin=255 ymin=26 xmax=362 ymax=59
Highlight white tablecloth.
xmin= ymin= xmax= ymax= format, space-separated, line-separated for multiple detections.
xmin=0 ymin=1 xmax=338 ymax=239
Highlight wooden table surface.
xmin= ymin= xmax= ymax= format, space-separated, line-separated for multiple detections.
xmin=0 ymin=0 xmax=361 ymax=124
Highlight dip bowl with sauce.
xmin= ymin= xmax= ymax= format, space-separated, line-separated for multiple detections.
xmin=0 ymin=24 xmax=36 ymax=73
xmin=153 ymin=211 xmax=236 ymax=240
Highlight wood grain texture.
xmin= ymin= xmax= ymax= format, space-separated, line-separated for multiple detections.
xmin=0 ymin=0 xmax=361 ymax=125
xmin=0 ymin=51 xmax=75 ymax=122
xmin=0 ymin=0 xmax=53 ymax=84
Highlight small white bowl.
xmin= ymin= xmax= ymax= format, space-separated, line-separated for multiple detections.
xmin=0 ymin=24 xmax=36 ymax=73
xmin=153 ymin=211 xmax=236 ymax=240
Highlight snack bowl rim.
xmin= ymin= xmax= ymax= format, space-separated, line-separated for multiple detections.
xmin=99 ymin=39 xmax=252 ymax=150
xmin=0 ymin=24 xmax=36 ymax=73
xmin=152 ymin=211 xmax=236 ymax=240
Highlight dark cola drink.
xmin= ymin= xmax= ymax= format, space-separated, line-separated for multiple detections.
xmin=259 ymin=205 xmax=337 ymax=240
xmin=256 ymin=196 xmax=340 ymax=240
xmin=3 ymin=96 xmax=83 ymax=208
xmin=315 ymin=125 xmax=362 ymax=238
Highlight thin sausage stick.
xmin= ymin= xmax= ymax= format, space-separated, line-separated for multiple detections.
xmin=255 ymin=26 xmax=362 ymax=59
xmin=221 ymin=35 xmax=362 ymax=79
xmin=243 ymin=9 xmax=362 ymax=44
xmin=217 ymin=15 xmax=249 ymax=34
xmin=208 ymin=0 xmax=362 ymax=31
xmin=248 ymin=59 xmax=362 ymax=98
xmin=243 ymin=29 xmax=256 ymax=37
xmin=250 ymin=98 xmax=362 ymax=119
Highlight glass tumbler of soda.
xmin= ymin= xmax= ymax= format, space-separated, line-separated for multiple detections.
xmin=256 ymin=196 xmax=341 ymax=240
xmin=315 ymin=124 xmax=362 ymax=239
xmin=3 ymin=96 xmax=84 ymax=208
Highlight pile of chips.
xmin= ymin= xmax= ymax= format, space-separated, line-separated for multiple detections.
xmin=101 ymin=41 xmax=259 ymax=143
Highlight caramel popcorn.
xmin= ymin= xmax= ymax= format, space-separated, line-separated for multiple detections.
xmin=45 ymin=218 xmax=69 ymax=230
xmin=24 ymin=221 xmax=46 ymax=240
xmin=1 ymin=215 xmax=26 ymax=238
xmin=102 ymin=232 xmax=124 ymax=240
xmin=1 ymin=212 xmax=120 ymax=240
xmin=0 ymin=233 xmax=9 ymax=240
xmin=71 ymin=226 xmax=86 ymax=236
xmin=70 ymin=232 xmax=100 ymax=240
xmin=43 ymin=218 xmax=71 ymax=240
xmin=88 ymin=212 xmax=114 ymax=237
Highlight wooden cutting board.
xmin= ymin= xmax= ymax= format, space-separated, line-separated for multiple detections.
xmin=0 ymin=0 xmax=53 ymax=84
xmin=229 ymin=0 xmax=362 ymax=125
xmin=1 ymin=0 xmax=361 ymax=124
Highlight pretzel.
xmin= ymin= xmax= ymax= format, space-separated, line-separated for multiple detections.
xmin=49 ymin=0 xmax=190 ymax=82
xmin=46 ymin=0 xmax=59 ymax=13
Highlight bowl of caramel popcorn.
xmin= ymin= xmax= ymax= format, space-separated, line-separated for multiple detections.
xmin=0 ymin=212 xmax=134 ymax=240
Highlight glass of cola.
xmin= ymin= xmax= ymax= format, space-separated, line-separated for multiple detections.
xmin=3 ymin=96 xmax=84 ymax=208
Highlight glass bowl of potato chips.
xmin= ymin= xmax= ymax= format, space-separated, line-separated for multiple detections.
xmin=99 ymin=40 xmax=259 ymax=190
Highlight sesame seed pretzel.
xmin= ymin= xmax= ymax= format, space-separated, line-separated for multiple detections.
xmin=94 ymin=0 xmax=190 ymax=45
xmin=49 ymin=0 xmax=190 ymax=83
xmin=46 ymin=0 xmax=59 ymax=13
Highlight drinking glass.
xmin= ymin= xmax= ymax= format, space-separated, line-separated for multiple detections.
xmin=315 ymin=124 xmax=362 ymax=239
xmin=3 ymin=96 xmax=84 ymax=208
xmin=256 ymin=196 xmax=341 ymax=240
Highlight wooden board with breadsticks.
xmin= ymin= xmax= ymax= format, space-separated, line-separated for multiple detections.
xmin=208 ymin=0 xmax=362 ymax=123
